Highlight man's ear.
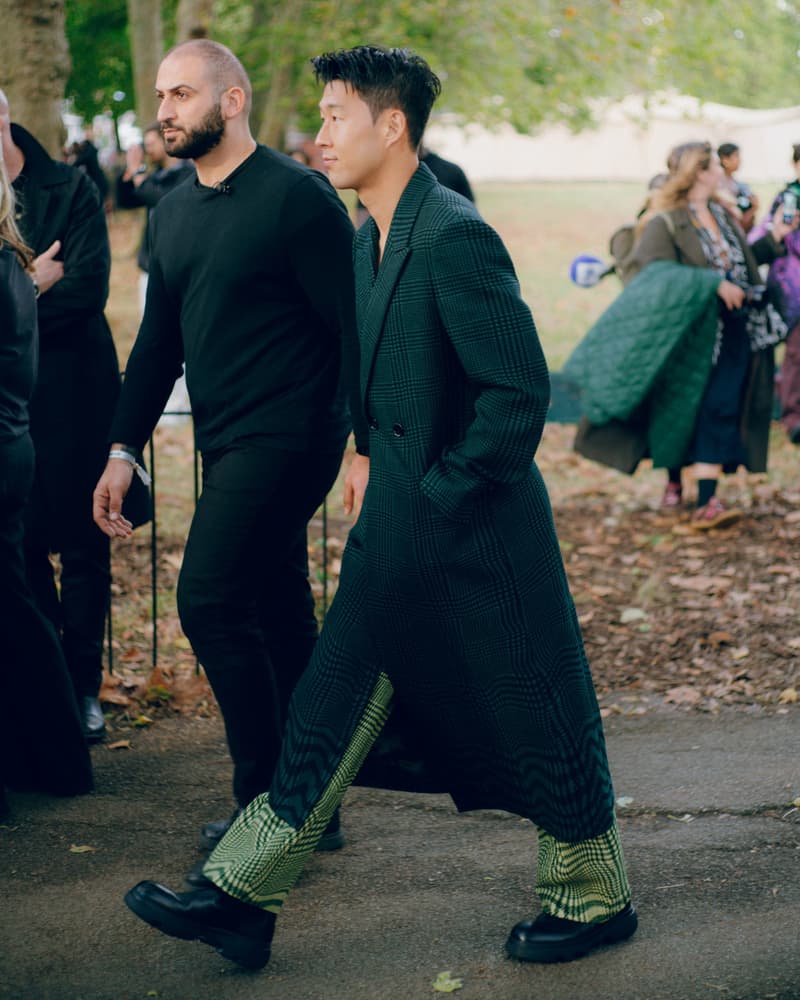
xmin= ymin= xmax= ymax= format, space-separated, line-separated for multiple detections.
xmin=383 ymin=108 xmax=408 ymax=149
xmin=221 ymin=86 xmax=247 ymax=119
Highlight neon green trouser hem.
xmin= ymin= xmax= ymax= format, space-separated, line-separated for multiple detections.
xmin=204 ymin=670 xmax=631 ymax=923
xmin=535 ymin=820 xmax=631 ymax=923
xmin=203 ymin=672 xmax=394 ymax=912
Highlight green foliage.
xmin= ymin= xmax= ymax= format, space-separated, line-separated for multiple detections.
xmin=65 ymin=0 xmax=133 ymax=118
xmin=64 ymin=0 xmax=800 ymax=135
xmin=65 ymin=0 xmax=179 ymax=119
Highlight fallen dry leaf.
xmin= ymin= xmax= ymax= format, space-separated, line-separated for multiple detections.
xmin=69 ymin=844 xmax=98 ymax=854
xmin=432 ymin=971 xmax=464 ymax=993
xmin=703 ymin=631 xmax=735 ymax=648
xmin=119 ymin=648 xmax=147 ymax=663
xmin=668 ymin=575 xmax=718 ymax=592
xmin=99 ymin=689 xmax=132 ymax=707
xmin=664 ymin=686 xmax=702 ymax=705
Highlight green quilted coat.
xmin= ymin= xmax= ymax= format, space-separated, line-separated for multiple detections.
xmin=565 ymin=207 xmax=782 ymax=474
xmin=563 ymin=260 xmax=721 ymax=470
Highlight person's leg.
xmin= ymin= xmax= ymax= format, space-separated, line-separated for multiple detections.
xmin=534 ymin=821 xmax=631 ymax=923
xmin=0 ymin=436 xmax=93 ymax=797
xmin=778 ymin=321 xmax=800 ymax=441
xmin=25 ymin=522 xmax=111 ymax=741
xmin=57 ymin=527 xmax=111 ymax=695
xmin=505 ymin=820 xmax=636 ymax=963
xmin=255 ymin=529 xmax=319 ymax=728
xmin=125 ymin=552 xmax=387 ymax=967
xmin=661 ymin=466 xmax=683 ymax=508
xmin=177 ymin=442 xmax=342 ymax=807
xmin=690 ymin=461 xmax=740 ymax=529
xmin=195 ymin=486 xmax=344 ymax=859
xmin=204 ymin=670 xmax=393 ymax=909
xmin=688 ymin=319 xmax=750 ymax=527
xmin=58 ymin=526 xmax=111 ymax=741
xmin=23 ymin=543 xmax=62 ymax=631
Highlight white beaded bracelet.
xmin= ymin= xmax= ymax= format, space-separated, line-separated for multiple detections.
xmin=108 ymin=449 xmax=152 ymax=486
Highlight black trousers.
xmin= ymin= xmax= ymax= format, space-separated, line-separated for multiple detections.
xmin=24 ymin=336 xmax=118 ymax=701
xmin=25 ymin=524 xmax=110 ymax=700
xmin=0 ymin=434 xmax=93 ymax=796
xmin=177 ymin=438 xmax=344 ymax=806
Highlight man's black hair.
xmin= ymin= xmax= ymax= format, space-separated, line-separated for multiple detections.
xmin=717 ymin=142 xmax=739 ymax=160
xmin=312 ymin=45 xmax=442 ymax=149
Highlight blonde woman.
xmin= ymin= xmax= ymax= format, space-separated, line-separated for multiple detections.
xmin=629 ymin=141 xmax=794 ymax=526
xmin=0 ymin=158 xmax=92 ymax=816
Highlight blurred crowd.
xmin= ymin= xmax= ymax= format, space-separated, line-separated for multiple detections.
xmin=566 ymin=139 xmax=800 ymax=529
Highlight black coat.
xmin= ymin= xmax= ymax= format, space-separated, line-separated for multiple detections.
xmin=11 ymin=124 xmax=149 ymax=538
xmin=116 ymin=161 xmax=195 ymax=272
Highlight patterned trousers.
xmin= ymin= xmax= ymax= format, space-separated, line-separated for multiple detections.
xmin=204 ymin=671 xmax=631 ymax=924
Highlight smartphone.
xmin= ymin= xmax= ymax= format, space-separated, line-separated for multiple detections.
xmin=782 ymin=190 xmax=797 ymax=225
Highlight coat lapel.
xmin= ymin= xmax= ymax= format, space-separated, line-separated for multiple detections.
xmin=357 ymin=164 xmax=437 ymax=399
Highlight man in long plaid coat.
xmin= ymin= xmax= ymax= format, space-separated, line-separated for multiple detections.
xmin=125 ymin=45 xmax=637 ymax=971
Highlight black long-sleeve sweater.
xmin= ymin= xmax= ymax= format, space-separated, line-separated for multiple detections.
xmin=110 ymin=146 xmax=362 ymax=454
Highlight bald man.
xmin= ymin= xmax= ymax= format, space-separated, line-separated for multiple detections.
xmin=93 ymin=41 xmax=358 ymax=866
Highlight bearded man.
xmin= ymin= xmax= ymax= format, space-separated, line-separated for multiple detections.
xmin=93 ymin=39 xmax=357 ymax=865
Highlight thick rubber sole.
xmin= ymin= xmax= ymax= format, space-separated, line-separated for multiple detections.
xmin=505 ymin=904 xmax=638 ymax=964
xmin=124 ymin=887 xmax=271 ymax=970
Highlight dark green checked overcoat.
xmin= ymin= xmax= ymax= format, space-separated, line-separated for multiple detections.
xmin=301 ymin=165 xmax=615 ymax=843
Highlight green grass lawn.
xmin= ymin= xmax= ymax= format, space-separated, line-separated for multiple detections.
xmin=476 ymin=181 xmax=638 ymax=367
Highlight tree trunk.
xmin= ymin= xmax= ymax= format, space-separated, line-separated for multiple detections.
xmin=248 ymin=0 xmax=312 ymax=149
xmin=175 ymin=0 xmax=215 ymax=42
xmin=0 ymin=0 xmax=71 ymax=158
xmin=126 ymin=0 xmax=164 ymax=129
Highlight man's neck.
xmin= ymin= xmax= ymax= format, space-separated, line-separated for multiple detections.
xmin=193 ymin=133 xmax=257 ymax=188
xmin=359 ymin=154 xmax=418 ymax=246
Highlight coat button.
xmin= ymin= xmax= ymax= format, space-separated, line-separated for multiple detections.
xmin=392 ymin=422 xmax=405 ymax=438
xmin=368 ymin=415 xmax=379 ymax=431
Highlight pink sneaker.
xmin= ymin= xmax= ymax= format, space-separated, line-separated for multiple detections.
xmin=690 ymin=495 xmax=741 ymax=531
xmin=660 ymin=482 xmax=683 ymax=509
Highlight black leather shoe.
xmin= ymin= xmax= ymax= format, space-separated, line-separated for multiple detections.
xmin=200 ymin=806 xmax=344 ymax=852
xmin=82 ymin=696 xmax=106 ymax=744
xmin=506 ymin=903 xmax=637 ymax=963
xmin=124 ymin=880 xmax=274 ymax=969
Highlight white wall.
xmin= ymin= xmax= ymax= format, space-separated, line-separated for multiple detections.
xmin=426 ymin=94 xmax=800 ymax=184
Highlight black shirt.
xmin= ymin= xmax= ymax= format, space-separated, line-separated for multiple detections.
xmin=111 ymin=146 xmax=358 ymax=454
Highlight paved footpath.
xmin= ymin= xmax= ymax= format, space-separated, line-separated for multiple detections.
xmin=1 ymin=710 xmax=798 ymax=1000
